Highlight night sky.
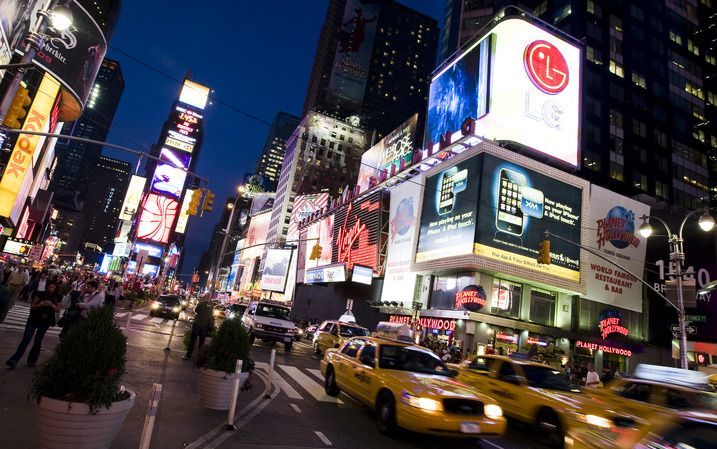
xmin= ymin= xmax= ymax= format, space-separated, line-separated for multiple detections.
xmin=103 ymin=0 xmax=443 ymax=276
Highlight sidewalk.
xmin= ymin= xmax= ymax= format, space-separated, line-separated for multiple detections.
xmin=0 ymin=317 xmax=263 ymax=449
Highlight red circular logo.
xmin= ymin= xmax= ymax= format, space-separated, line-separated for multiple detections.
xmin=523 ymin=40 xmax=569 ymax=95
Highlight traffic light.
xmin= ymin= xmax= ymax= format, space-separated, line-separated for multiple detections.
xmin=201 ymin=189 xmax=215 ymax=212
xmin=3 ymin=86 xmax=32 ymax=129
xmin=537 ymin=238 xmax=551 ymax=264
xmin=309 ymin=243 xmax=322 ymax=260
xmin=187 ymin=189 xmax=203 ymax=216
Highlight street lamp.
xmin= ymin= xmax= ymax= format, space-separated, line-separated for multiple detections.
xmin=0 ymin=0 xmax=73 ymax=123
xmin=208 ymin=185 xmax=245 ymax=298
xmin=639 ymin=207 xmax=715 ymax=369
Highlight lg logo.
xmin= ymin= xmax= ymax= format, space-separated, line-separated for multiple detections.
xmin=523 ymin=40 xmax=569 ymax=95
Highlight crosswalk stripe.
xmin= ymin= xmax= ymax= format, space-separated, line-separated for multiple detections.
xmin=150 ymin=317 xmax=164 ymax=324
xmin=254 ymin=362 xmax=304 ymax=400
xmin=307 ymin=368 xmax=323 ymax=381
xmin=277 ymin=365 xmax=342 ymax=404
xmin=114 ymin=312 xmax=128 ymax=318
xmin=131 ymin=314 xmax=148 ymax=321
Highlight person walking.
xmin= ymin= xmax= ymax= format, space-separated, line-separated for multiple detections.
xmin=585 ymin=363 xmax=601 ymax=388
xmin=5 ymin=282 xmax=61 ymax=368
xmin=183 ymin=297 xmax=214 ymax=360
xmin=7 ymin=265 xmax=29 ymax=308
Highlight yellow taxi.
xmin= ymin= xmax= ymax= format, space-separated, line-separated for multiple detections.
xmin=313 ymin=320 xmax=370 ymax=354
xmin=451 ymin=354 xmax=645 ymax=447
xmin=320 ymin=336 xmax=507 ymax=438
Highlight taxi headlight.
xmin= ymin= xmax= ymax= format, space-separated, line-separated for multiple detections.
xmin=585 ymin=414 xmax=611 ymax=429
xmin=254 ymin=323 xmax=263 ymax=329
xmin=400 ymin=391 xmax=442 ymax=412
xmin=172 ymin=307 xmax=180 ymax=313
xmin=484 ymin=403 xmax=503 ymax=419
xmin=151 ymin=302 xmax=160 ymax=310
xmin=213 ymin=309 xmax=220 ymax=317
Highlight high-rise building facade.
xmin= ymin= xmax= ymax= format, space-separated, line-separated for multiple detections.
xmin=255 ymin=112 xmax=300 ymax=189
xmin=82 ymin=155 xmax=131 ymax=252
xmin=303 ymin=0 xmax=439 ymax=139
xmin=50 ymin=58 xmax=125 ymax=211
xmin=441 ymin=1 xmax=716 ymax=210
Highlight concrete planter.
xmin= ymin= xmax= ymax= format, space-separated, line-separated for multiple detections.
xmin=197 ymin=368 xmax=249 ymax=410
xmin=36 ymin=390 xmax=135 ymax=449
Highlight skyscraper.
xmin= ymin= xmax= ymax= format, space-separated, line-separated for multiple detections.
xmin=441 ymin=1 xmax=716 ymax=210
xmin=255 ymin=112 xmax=300 ymax=189
xmin=303 ymin=0 xmax=439 ymax=139
xmin=50 ymin=58 xmax=125 ymax=211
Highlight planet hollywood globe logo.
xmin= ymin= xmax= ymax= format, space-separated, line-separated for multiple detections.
xmin=596 ymin=206 xmax=640 ymax=250
xmin=390 ymin=197 xmax=415 ymax=241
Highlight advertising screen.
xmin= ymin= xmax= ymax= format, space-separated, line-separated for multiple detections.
xmin=382 ymin=180 xmax=421 ymax=305
xmin=351 ymin=265 xmax=373 ymax=285
xmin=119 ymin=175 xmax=146 ymax=221
xmin=114 ymin=219 xmax=132 ymax=243
xmin=165 ymin=131 xmax=195 ymax=153
xmin=425 ymin=18 xmax=581 ymax=166
xmin=150 ymin=162 xmax=187 ymax=199
xmin=179 ymin=79 xmax=210 ymax=110
xmin=288 ymin=193 xmax=329 ymax=241
xmin=332 ymin=189 xmax=383 ymax=273
xmin=133 ymin=242 xmax=164 ymax=258
xmin=174 ymin=188 xmax=195 ymax=234
xmin=416 ymin=156 xmax=482 ymax=262
xmin=112 ymin=242 xmax=131 ymax=257
xmin=326 ymin=0 xmax=380 ymax=110
xmin=260 ymin=248 xmax=293 ymax=292
xmin=474 ymin=154 xmax=582 ymax=281
xmin=127 ymin=261 xmax=160 ymax=276
xmin=585 ymin=185 xmax=650 ymax=312
xmin=305 ymin=215 xmax=334 ymax=276
xmin=136 ymin=194 xmax=179 ymax=244
xmin=160 ymin=147 xmax=192 ymax=169
xmin=357 ymin=114 xmax=418 ymax=192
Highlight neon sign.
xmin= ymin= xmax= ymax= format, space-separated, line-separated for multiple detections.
xmin=337 ymin=202 xmax=367 ymax=265
xmin=331 ymin=190 xmax=382 ymax=272
xmin=455 ymin=285 xmax=488 ymax=310
xmin=576 ymin=340 xmax=632 ymax=357
xmin=598 ymin=310 xmax=630 ymax=340
xmin=388 ymin=315 xmax=456 ymax=331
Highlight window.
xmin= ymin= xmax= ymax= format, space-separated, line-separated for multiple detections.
xmin=492 ymin=279 xmax=521 ymax=319
xmin=431 ymin=274 xmax=474 ymax=310
xmin=618 ymin=382 xmax=651 ymax=402
xmin=529 ymin=290 xmax=556 ymax=326
xmin=583 ymin=151 xmax=601 ymax=171
xmin=631 ymin=72 xmax=646 ymax=89
xmin=609 ymin=109 xmax=623 ymax=133
xmin=341 ymin=339 xmax=365 ymax=358
xmin=610 ymin=161 xmax=624 ymax=181
xmin=632 ymin=120 xmax=647 ymax=138
xmin=359 ymin=344 xmax=376 ymax=367
xmin=554 ymin=3 xmax=571 ymax=23
xmin=498 ymin=362 xmax=517 ymax=382
xmin=687 ymin=40 xmax=700 ymax=56
xmin=670 ymin=31 xmax=683 ymax=45
xmin=655 ymin=130 xmax=668 ymax=147
xmin=633 ymin=172 xmax=648 ymax=191
xmin=609 ymin=60 xmax=624 ymax=78
xmin=586 ymin=46 xmax=603 ymax=65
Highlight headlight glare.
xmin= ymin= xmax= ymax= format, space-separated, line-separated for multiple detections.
xmin=585 ymin=414 xmax=612 ymax=429
xmin=151 ymin=302 xmax=160 ymax=309
xmin=255 ymin=323 xmax=263 ymax=329
xmin=400 ymin=391 xmax=442 ymax=411
xmin=172 ymin=307 xmax=180 ymax=313
xmin=484 ymin=403 xmax=503 ymax=419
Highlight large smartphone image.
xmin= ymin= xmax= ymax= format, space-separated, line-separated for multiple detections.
xmin=437 ymin=167 xmax=457 ymax=215
xmin=496 ymin=168 xmax=527 ymax=235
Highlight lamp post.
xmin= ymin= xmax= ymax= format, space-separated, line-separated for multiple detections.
xmin=208 ymin=185 xmax=244 ymax=299
xmin=638 ymin=208 xmax=715 ymax=369
xmin=0 ymin=0 xmax=72 ymax=123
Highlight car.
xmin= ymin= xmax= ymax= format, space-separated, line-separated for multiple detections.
xmin=304 ymin=324 xmax=318 ymax=340
xmin=320 ymin=336 xmax=507 ymax=438
xmin=313 ymin=320 xmax=370 ymax=354
xmin=241 ymin=301 xmax=295 ymax=351
xmin=566 ymin=410 xmax=717 ymax=449
xmin=213 ymin=305 xmax=226 ymax=319
xmin=225 ymin=303 xmax=247 ymax=319
xmin=179 ymin=296 xmax=189 ymax=309
xmin=451 ymin=354 xmax=644 ymax=447
xmin=293 ymin=326 xmax=304 ymax=341
xmin=149 ymin=295 xmax=182 ymax=320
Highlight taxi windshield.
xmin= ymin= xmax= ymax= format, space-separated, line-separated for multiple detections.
xmin=522 ymin=365 xmax=579 ymax=392
xmin=255 ymin=304 xmax=291 ymax=320
xmin=379 ymin=345 xmax=451 ymax=376
xmin=339 ymin=326 xmax=369 ymax=337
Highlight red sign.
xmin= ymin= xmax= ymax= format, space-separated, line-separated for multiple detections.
xmin=576 ymin=340 xmax=632 ymax=357
xmin=388 ymin=315 xmax=456 ymax=331
xmin=523 ymin=40 xmax=569 ymax=94
xmin=599 ymin=316 xmax=629 ymax=340
xmin=332 ymin=190 xmax=382 ymax=273
xmin=136 ymin=194 xmax=179 ymax=244
xmin=495 ymin=332 xmax=517 ymax=343
xmin=454 ymin=285 xmax=487 ymax=310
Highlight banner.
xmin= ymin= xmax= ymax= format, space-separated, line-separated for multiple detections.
xmin=119 ymin=175 xmax=146 ymax=220
xmin=357 ymin=114 xmax=417 ymax=192
xmin=260 ymin=248 xmax=293 ymax=292
xmin=585 ymin=185 xmax=649 ymax=312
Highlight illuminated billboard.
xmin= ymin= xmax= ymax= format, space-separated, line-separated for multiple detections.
xmin=118 ymin=175 xmax=146 ymax=220
xmin=260 ymin=248 xmax=293 ymax=292
xmin=136 ymin=194 xmax=179 ymax=244
xmin=165 ymin=132 xmax=195 ymax=153
xmin=332 ymin=189 xmax=383 ymax=273
xmin=150 ymin=163 xmax=187 ymax=199
xmin=304 ymin=215 xmax=334 ymax=276
xmin=425 ymin=18 xmax=581 ymax=166
xmin=114 ymin=219 xmax=132 ymax=243
xmin=160 ymin=147 xmax=191 ymax=169
xmin=357 ymin=114 xmax=417 ymax=193
xmin=288 ymin=193 xmax=329 ymax=241
xmin=179 ymin=80 xmax=210 ymax=110
xmin=133 ymin=242 xmax=164 ymax=258
xmin=174 ymin=188 xmax=195 ymax=234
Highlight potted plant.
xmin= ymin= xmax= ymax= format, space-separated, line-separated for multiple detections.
xmin=31 ymin=306 xmax=135 ymax=449
xmin=195 ymin=317 xmax=253 ymax=410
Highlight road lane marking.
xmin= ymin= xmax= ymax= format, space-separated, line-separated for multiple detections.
xmin=314 ymin=431 xmax=332 ymax=446
xmin=290 ymin=403 xmax=302 ymax=413
xmin=149 ymin=317 xmax=164 ymax=324
xmin=254 ymin=362 xmax=304 ymax=400
xmin=131 ymin=314 xmax=149 ymax=320
xmin=277 ymin=365 xmax=342 ymax=404
xmin=114 ymin=312 xmax=128 ymax=318
xmin=482 ymin=439 xmax=506 ymax=449
xmin=307 ymin=368 xmax=323 ymax=381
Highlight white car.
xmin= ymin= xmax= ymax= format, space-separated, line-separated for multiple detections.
xmin=241 ymin=301 xmax=295 ymax=351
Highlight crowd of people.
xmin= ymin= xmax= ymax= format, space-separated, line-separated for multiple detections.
xmin=0 ymin=262 xmax=124 ymax=368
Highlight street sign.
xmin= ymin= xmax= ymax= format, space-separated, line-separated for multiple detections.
xmin=686 ymin=314 xmax=707 ymax=322
xmin=671 ymin=325 xmax=697 ymax=335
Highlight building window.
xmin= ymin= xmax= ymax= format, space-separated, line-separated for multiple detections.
xmin=632 ymin=119 xmax=647 ymax=138
xmin=431 ymin=274 xmax=474 ymax=310
xmin=586 ymin=46 xmax=603 ymax=65
xmin=669 ymin=31 xmax=683 ymax=45
xmin=529 ymin=290 xmax=556 ymax=326
xmin=609 ymin=161 xmax=624 ymax=181
xmin=631 ymin=72 xmax=647 ymax=89
xmin=491 ymin=279 xmax=521 ymax=319
xmin=554 ymin=3 xmax=571 ymax=23
xmin=633 ymin=171 xmax=648 ymax=191
xmin=655 ymin=180 xmax=668 ymax=199
xmin=583 ymin=151 xmax=601 ymax=171
xmin=609 ymin=60 xmax=624 ymax=78
xmin=687 ymin=40 xmax=700 ymax=56
xmin=534 ymin=0 xmax=548 ymax=16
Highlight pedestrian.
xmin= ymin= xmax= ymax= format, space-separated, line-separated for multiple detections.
xmin=105 ymin=281 xmax=121 ymax=308
xmin=7 ymin=265 xmax=29 ymax=308
xmin=183 ymin=297 xmax=214 ymax=360
xmin=2 ymin=263 xmax=13 ymax=286
xmin=30 ymin=270 xmax=48 ymax=299
xmin=0 ymin=283 xmax=10 ymax=324
xmin=79 ymin=280 xmax=104 ymax=315
xmin=585 ymin=363 xmax=601 ymax=388
xmin=5 ymin=282 xmax=61 ymax=368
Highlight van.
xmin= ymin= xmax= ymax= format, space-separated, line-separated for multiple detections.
xmin=241 ymin=301 xmax=295 ymax=351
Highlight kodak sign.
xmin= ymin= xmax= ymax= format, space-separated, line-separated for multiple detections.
xmin=0 ymin=75 xmax=60 ymax=218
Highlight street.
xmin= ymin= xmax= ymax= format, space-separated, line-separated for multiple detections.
xmin=1 ymin=303 xmax=551 ymax=449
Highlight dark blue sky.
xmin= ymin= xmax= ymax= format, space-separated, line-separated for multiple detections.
xmin=103 ymin=0 xmax=444 ymax=275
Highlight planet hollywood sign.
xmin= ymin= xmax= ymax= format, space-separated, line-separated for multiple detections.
xmin=388 ymin=315 xmax=456 ymax=331
xmin=576 ymin=340 xmax=632 ymax=357
xmin=598 ymin=310 xmax=630 ymax=340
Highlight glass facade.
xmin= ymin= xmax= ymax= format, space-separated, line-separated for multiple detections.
xmin=491 ymin=278 xmax=521 ymax=319
xmin=530 ymin=289 xmax=556 ymax=326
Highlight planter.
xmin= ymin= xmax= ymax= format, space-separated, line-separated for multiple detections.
xmin=36 ymin=390 xmax=135 ymax=449
xmin=197 ymin=368 xmax=249 ymax=410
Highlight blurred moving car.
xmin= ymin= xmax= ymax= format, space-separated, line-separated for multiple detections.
xmin=241 ymin=301 xmax=295 ymax=351
xmin=304 ymin=324 xmax=318 ymax=341
xmin=320 ymin=336 xmax=506 ymax=438
xmin=225 ymin=303 xmax=247 ymax=320
xmin=150 ymin=295 xmax=182 ymax=320
xmin=293 ymin=326 xmax=304 ymax=341
xmin=313 ymin=320 xmax=370 ymax=354
xmin=452 ymin=355 xmax=643 ymax=447
xmin=213 ymin=305 xmax=226 ymax=319
xmin=179 ymin=296 xmax=189 ymax=310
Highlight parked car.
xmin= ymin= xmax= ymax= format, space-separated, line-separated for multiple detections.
xmin=150 ymin=295 xmax=182 ymax=320
xmin=225 ymin=303 xmax=247 ymax=319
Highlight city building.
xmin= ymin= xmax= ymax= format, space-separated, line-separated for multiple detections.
xmin=441 ymin=0 xmax=716 ymax=210
xmin=303 ymin=0 xmax=439 ymax=139
xmin=255 ymin=112 xmax=300 ymax=190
